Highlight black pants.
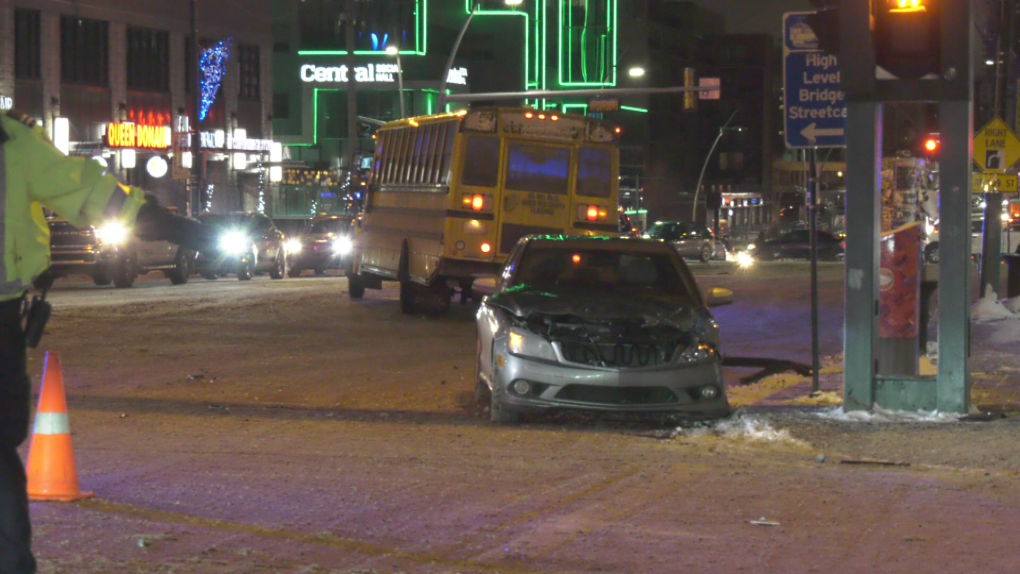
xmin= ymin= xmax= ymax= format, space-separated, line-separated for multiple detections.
xmin=0 ymin=296 xmax=36 ymax=573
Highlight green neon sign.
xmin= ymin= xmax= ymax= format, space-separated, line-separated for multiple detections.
xmin=467 ymin=0 xmax=546 ymax=94
xmin=558 ymin=0 xmax=617 ymax=87
xmin=620 ymin=105 xmax=648 ymax=113
xmin=298 ymin=0 xmax=427 ymax=56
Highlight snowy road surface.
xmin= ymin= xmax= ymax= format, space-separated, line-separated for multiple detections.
xmin=18 ymin=263 xmax=1020 ymax=573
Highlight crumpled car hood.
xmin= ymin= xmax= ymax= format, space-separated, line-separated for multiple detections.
xmin=487 ymin=286 xmax=699 ymax=331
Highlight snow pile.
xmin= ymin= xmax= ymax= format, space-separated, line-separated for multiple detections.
xmin=678 ymin=410 xmax=796 ymax=443
xmin=972 ymin=284 xmax=1018 ymax=322
xmin=1006 ymin=296 xmax=1020 ymax=315
xmin=814 ymin=405 xmax=961 ymax=423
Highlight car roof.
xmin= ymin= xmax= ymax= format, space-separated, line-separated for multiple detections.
xmin=524 ymin=235 xmax=678 ymax=254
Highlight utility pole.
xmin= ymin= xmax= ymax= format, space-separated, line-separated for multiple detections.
xmin=189 ymin=0 xmax=203 ymax=216
xmin=344 ymin=0 xmax=359 ymax=172
xmin=980 ymin=0 xmax=1008 ymax=295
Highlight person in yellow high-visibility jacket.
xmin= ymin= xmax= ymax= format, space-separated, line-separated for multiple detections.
xmin=0 ymin=109 xmax=215 ymax=573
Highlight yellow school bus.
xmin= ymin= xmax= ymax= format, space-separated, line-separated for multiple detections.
xmin=348 ymin=107 xmax=620 ymax=314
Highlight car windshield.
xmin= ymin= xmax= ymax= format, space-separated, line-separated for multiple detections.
xmin=510 ymin=246 xmax=697 ymax=305
xmin=643 ymin=223 xmax=671 ymax=238
xmin=309 ymin=219 xmax=347 ymax=234
xmin=198 ymin=214 xmax=253 ymax=230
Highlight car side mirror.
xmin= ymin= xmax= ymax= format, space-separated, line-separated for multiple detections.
xmin=704 ymin=287 xmax=734 ymax=307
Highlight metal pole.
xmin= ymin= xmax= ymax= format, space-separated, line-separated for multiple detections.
xmin=445 ymin=85 xmax=714 ymax=103
xmin=980 ymin=0 xmax=1008 ymax=297
xmin=189 ymin=0 xmax=203 ymax=216
xmin=438 ymin=3 xmax=480 ymax=112
xmin=809 ymin=147 xmax=820 ymax=394
xmin=692 ymin=109 xmax=738 ymax=221
xmin=843 ymin=101 xmax=882 ymax=411
xmin=344 ymin=0 xmax=359 ymax=170
xmin=396 ymin=51 xmax=405 ymax=119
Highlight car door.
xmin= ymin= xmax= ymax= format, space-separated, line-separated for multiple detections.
xmin=674 ymin=223 xmax=696 ymax=257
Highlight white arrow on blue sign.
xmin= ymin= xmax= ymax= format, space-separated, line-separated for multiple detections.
xmin=783 ymin=12 xmax=847 ymax=149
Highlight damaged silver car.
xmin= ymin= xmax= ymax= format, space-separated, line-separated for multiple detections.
xmin=475 ymin=236 xmax=732 ymax=423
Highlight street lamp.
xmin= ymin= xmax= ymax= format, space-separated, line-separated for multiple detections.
xmin=505 ymin=0 xmax=523 ymax=5
xmin=627 ymin=66 xmax=646 ymax=78
xmin=692 ymin=109 xmax=740 ymax=221
xmin=386 ymin=45 xmax=406 ymax=119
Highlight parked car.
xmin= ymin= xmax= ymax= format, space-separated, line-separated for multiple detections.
xmin=194 ymin=212 xmax=287 ymax=281
xmin=642 ymin=221 xmax=716 ymax=262
xmin=284 ymin=215 xmax=354 ymax=277
xmin=48 ymin=214 xmax=193 ymax=288
xmin=474 ymin=236 xmax=732 ymax=424
xmin=750 ymin=229 xmax=844 ymax=261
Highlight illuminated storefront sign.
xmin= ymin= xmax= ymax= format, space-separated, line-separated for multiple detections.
xmin=300 ymin=63 xmax=469 ymax=86
xmin=446 ymin=67 xmax=468 ymax=85
xmin=105 ymin=123 xmax=171 ymax=149
xmin=300 ymin=63 xmax=400 ymax=83
xmin=0 ymin=95 xmax=12 ymax=111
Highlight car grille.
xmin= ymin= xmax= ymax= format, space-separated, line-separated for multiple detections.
xmin=49 ymin=228 xmax=95 ymax=247
xmin=555 ymin=384 xmax=679 ymax=405
xmin=558 ymin=341 xmax=678 ymax=368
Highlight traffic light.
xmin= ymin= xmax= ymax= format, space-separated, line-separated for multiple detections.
xmin=683 ymin=68 xmax=697 ymax=113
xmin=874 ymin=0 xmax=941 ymax=79
xmin=806 ymin=0 xmax=942 ymax=81
xmin=805 ymin=4 xmax=840 ymax=57
xmin=922 ymin=134 xmax=940 ymax=159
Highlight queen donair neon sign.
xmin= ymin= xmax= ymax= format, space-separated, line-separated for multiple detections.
xmin=300 ymin=64 xmax=468 ymax=85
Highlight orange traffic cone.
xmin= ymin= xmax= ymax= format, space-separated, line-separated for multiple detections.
xmin=25 ymin=351 xmax=94 ymax=502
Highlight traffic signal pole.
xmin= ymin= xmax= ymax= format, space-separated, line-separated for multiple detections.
xmin=980 ymin=0 xmax=1009 ymax=298
xmin=821 ymin=0 xmax=973 ymax=413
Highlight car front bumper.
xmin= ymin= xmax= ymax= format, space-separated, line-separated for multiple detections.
xmin=289 ymin=249 xmax=346 ymax=270
xmin=489 ymin=337 xmax=730 ymax=419
xmin=49 ymin=245 xmax=121 ymax=275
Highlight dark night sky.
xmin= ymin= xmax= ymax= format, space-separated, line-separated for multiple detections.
xmin=688 ymin=0 xmax=815 ymax=40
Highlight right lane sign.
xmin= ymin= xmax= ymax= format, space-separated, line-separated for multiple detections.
xmin=783 ymin=12 xmax=847 ymax=149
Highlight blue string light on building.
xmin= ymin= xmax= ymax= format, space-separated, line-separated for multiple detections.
xmin=199 ymin=38 xmax=233 ymax=123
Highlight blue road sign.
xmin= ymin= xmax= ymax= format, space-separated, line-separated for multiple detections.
xmin=783 ymin=12 xmax=847 ymax=149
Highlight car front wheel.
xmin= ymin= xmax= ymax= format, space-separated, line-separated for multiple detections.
xmin=270 ymin=248 xmax=285 ymax=279
xmin=699 ymin=244 xmax=712 ymax=263
xmin=490 ymin=382 xmax=523 ymax=424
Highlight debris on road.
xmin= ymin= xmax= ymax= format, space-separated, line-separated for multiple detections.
xmin=839 ymin=459 xmax=910 ymax=467
xmin=749 ymin=517 xmax=781 ymax=527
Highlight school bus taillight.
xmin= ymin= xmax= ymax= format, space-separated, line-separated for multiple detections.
xmin=481 ymin=242 xmax=492 ymax=254
xmin=462 ymin=194 xmax=489 ymax=211
xmin=577 ymin=205 xmax=609 ymax=222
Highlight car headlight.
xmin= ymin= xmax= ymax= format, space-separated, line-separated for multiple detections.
xmin=746 ymin=243 xmax=756 ymax=250
xmin=678 ymin=343 xmax=718 ymax=364
xmin=285 ymin=238 xmax=303 ymax=254
xmin=95 ymin=221 xmax=129 ymax=246
xmin=735 ymin=251 xmax=755 ymax=269
xmin=219 ymin=230 xmax=250 ymax=255
xmin=332 ymin=235 xmax=353 ymax=255
xmin=507 ymin=328 xmax=557 ymax=361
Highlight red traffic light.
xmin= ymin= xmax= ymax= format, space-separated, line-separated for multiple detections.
xmin=925 ymin=138 xmax=938 ymax=152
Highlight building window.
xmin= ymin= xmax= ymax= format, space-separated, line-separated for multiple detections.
xmin=61 ymin=16 xmax=109 ymax=86
xmin=127 ymin=27 xmax=169 ymax=92
xmin=15 ymin=9 xmax=42 ymax=80
xmin=239 ymin=44 xmax=261 ymax=101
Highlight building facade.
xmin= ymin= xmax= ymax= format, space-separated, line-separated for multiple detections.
xmin=0 ymin=0 xmax=273 ymax=215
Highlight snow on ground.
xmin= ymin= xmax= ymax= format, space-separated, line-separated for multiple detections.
xmin=972 ymin=284 xmax=1019 ymax=321
xmin=813 ymin=405 xmax=962 ymax=423
xmin=677 ymin=409 xmax=801 ymax=443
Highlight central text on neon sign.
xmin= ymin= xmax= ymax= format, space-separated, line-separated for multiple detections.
xmin=106 ymin=123 xmax=171 ymax=149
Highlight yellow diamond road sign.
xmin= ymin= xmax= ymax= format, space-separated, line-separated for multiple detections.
xmin=974 ymin=117 xmax=1020 ymax=173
